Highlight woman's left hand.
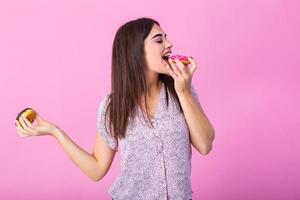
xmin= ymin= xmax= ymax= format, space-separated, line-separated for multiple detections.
xmin=166 ymin=57 xmax=198 ymax=96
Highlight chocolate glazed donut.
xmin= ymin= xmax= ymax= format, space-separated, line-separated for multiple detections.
xmin=15 ymin=108 xmax=37 ymax=126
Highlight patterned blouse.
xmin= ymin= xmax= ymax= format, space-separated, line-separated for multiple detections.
xmin=96 ymin=82 xmax=200 ymax=200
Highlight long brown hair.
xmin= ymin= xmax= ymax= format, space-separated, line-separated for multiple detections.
xmin=104 ymin=17 xmax=183 ymax=140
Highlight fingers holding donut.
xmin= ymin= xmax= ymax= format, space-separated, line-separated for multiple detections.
xmin=168 ymin=58 xmax=182 ymax=79
xmin=187 ymin=57 xmax=198 ymax=75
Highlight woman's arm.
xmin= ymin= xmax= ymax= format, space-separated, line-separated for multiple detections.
xmin=16 ymin=114 xmax=116 ymax=182
xmin=52 ymin=128 xmax=117 ymax=182
xmin=178 ymin=91 xmax=215 ymax=155
xmin=165 ymin=57 xmax=215 ymax=155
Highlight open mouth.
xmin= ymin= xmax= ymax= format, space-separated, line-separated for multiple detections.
xmin=162 ymin=56 xmax=170 ymax=66
xmin=162 ymin=53 xmax=171 ymax=64
xmin=162 ymin=55 xmax=169 ymax=60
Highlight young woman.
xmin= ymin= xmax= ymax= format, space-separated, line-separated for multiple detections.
xmin=15 ymin=17 xmax=215 ymax=200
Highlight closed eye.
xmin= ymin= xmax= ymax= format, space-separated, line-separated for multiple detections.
xmin=156 ymin=41 xmax=163 ymax=43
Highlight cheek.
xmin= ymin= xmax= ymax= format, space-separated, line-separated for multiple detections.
xmin=145 ymin=53 xmax=161 ymax=66
xmin=144 ymin=51 xmax=166 ymax=72
xmin=150 ymin=58 xmax=164 ymax=70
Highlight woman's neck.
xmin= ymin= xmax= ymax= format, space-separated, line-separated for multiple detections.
xmin=145 ymin=78 xmax=162 ymax=98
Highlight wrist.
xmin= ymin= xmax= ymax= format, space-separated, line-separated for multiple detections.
xmin=177 ymin=89 xmax=192 ymax=98
xmin=51 ymin=127 xmax=64 ymax=138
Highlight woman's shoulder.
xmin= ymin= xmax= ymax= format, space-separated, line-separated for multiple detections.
xmin=97 ymin=94 xmax=112 ymax=115
xmin=101 ymin=93 xmax=112 ymax=104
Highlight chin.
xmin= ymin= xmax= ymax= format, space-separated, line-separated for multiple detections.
xmin=159 ymin=60 xmax=169 ymax=72
xmin=158 ymin=68 xmax=170 ymax=75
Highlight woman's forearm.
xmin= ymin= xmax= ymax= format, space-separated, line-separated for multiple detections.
xmin=178 ymin=90 xmax=215 ymax=155
xmin=52 ymin=128 xmax=104 ymax=182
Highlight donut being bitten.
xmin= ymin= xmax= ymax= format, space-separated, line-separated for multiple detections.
xmin=168 ymin=54 xmax=191 ymax=65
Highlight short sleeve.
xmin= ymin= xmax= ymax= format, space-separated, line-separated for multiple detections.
xmin=190 ymin=84 xmax=201 ymax=106
xmin=96 ymin=95 xmax=118 ymax=151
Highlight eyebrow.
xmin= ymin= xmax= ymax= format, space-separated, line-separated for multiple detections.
xmin=151 ymin=33 xmax=167 ymax=39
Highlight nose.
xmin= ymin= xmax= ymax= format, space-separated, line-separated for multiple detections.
xmin=165 ymin=39 xmax=173 ymax=49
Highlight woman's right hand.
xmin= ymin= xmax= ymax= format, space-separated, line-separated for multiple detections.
xmin=15 ymin=113 xmax=62 ymax=138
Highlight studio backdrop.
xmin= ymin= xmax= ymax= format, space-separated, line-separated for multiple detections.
xmin=0 ymin=0 xmax=299 ymax=199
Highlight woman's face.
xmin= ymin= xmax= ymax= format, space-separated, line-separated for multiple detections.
xmin=144 ymin=24 xmax=173 ymax=75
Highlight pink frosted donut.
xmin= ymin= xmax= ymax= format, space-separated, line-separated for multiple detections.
xmin=169 ymin=55 xmax=191 ymax=65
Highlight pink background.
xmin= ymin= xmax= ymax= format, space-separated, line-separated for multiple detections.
xmin=1 ymin=0 xmax=299 ymax=199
